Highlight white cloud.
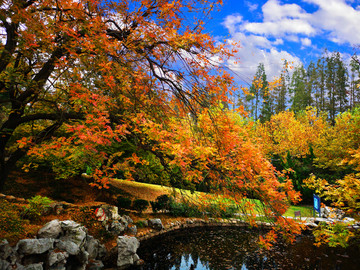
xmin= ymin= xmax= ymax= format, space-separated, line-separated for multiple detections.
xmin=301 ymin=37 xmax=312 ymax=47
xmin=224 ymin=34 xmax=301 ymax=81
xmin=222 ymin=14 xmax=243 ymax=34
xmin=242 ymin=19 xmax=316 ymax=36
xmin=220 ymin=0 xmax=360 ymax=82
xmin=262 ymin=0 xmax=309 ymax=21
xmin=305 ymin=0 xmax=360 ymax=45
xmin=245 ymin=1 xmax=258 ymax=12
xmin=273 ymin=38 xmax=284 ymax=45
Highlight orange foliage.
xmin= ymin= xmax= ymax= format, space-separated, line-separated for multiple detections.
xmin=1 ymin=0 xmax=303 ymax=244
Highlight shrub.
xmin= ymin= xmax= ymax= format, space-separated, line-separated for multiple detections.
xmin=150 ymin=194 xmax=170 ymax=213
xmin=206 ymin=203 xmax=238 ymax=218
xmin=0 ymin=200 xmax=24 ymax=239
xmin=116 ymin=196 xmax=132 ymax=209
xmin=22 ymin=195 xmax=54 ymax=221
xmin=168 ymin=199 xmax=202 ymax=217
xmin=135 ymin=220 xmax=146 ymax=228
xmin=133 ymin=199 xmax=149 ymax=214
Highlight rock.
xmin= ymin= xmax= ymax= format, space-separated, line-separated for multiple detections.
xmin=342 ymin=217 xmax=355 ymax=223
xmin=56 ymin=240 xmax=80 ymax=255
xmin=148 ymin=219 xmax=164 ymax=231
xmin=96 ymin=205 xmax=121 ymax=222
xmin=60 ymin=220 xmax=87 ymax=248
xmin=314 ymin=217 xmax=330 ymax=224
xmin=0 ymin=240 xmax=13 ymax=260
xmin=87 ymin=260 xmax=104 ymax=270
xmin=127 ymin=225 xmax=137 ymax=236
xmin=37 ymin=220 xmax=62 ymax=239
xmin=0 ymin=259 xmax=10 ymax=270
xmin=47 ymin=250 xmax=68 ymax=267
xmin=95 ymin=208 xmax=107 ymax=222
xmin=24 ymin=263 xmax=43 ymax=270
xmin=116 ymin=236 xmax=140 ymax=269
xmin=106 ymin=205 xmax=121 ymax=221
xmin=17 ymin=239 xmax=55 ymax=255
xmin=84 ymin=236 xmax=98 ymax=260
xmin=109 ymin=221 xmax=126 ymax=235
xmin=121 ymin=216 xmax=133 ymax=225
xmin=76 ymin=249 xmax=89 ymax=269
xmin=85 ymin=236 xmax=107 ymax=261
xmin=321 ymin=206 xmax=345 ymax=219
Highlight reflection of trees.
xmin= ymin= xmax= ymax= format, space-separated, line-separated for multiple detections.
xmin=137 ymin=227 xmax=360 ymax=270
xmin=138 ymin=227 xmax=259 ymax=270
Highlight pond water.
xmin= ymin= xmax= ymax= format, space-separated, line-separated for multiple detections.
xmin=135 ymin=226 xmax=360 ymax=270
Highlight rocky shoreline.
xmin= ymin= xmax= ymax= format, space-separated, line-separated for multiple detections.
xmin=2 ymin=193 xmax=360 ymax=270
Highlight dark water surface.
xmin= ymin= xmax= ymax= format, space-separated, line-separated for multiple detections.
xmin=135 ymin=226 xmax=360 ymax=270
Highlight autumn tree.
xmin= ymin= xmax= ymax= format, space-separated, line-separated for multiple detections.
xmin=0 ymin=0 xmax=306 ymax=245
xmin=0 ymin=0 xmax=234 ymax=190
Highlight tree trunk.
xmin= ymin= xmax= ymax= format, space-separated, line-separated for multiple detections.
xmin=0 ymin=161 xmax=10 ymax=192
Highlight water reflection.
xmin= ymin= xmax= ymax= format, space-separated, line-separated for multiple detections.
xmin=136 ymin=227 xmax=360 ymax=270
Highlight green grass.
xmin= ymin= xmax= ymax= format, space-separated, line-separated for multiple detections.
xmin=285 ymin=205 xmax=313 ymax=218
xmin=109 ymin=179 xmax=314 ymax=218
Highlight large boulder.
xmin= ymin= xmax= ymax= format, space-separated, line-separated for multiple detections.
xmin=108 ymin=221 xmax=126 ymax=235
xmin=59 ymin=220 xmax=87 ymax=248
xmin=0 ymin=259 xmax=10 ymax=270
xmin=84 ymin=236 xmax=107 ymax=260
xmin=116 ymin=236 xmax=140 ymax=269
xmin=120 ymin=216 xmax=133 ymax=227
xmin=48 ymin=250 xmax=68 ymax=270
xmin=37 ymin=220 xmax=62 ymax=239
xmin=95 ymin=205 xmax=121 ymax=222
xmin=87 ymin=260 xmax=104 ymax=270
xmin=17 ymin=239 xmax=55 ymax=255
xmin=148 ymin=219 xmax=164 ymax=231
xmin=56 ymin=240 xmax=80 ymax=256
xmin=24 ymin=263 xmax=43 ymax=270
xmin=0 ymin=240 xmax=13 ymax=260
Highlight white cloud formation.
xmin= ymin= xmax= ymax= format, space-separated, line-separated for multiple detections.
xmin=243 ymin=19 xmax=316 ymax=36
xmin=245 ymin=1 xmax=258 ymax=12
xmin=225 ymin=33 xmax=301 ymax=81
xmin=222 ymin=14 xmax=243 ymax=34
xmin=221 ymin=0 xmax=360 ymax=82
xmin=304 ymin=0 xmax=360 ymax=45
xmin=301 ymin=37 xmax=312 ymax=47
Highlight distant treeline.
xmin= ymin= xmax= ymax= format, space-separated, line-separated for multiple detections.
xmin=239 ymin=51 xmax=360 ymax=124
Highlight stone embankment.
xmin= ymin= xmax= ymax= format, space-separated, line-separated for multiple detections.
xmin=2 ymin=193 xmax=360 ymax=269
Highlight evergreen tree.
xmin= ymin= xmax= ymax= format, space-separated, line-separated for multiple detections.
xmin=349 ymin=55 xmax=360 ymax=109
xmin=274 ymin=60 xmax=289 ymax=113
xmin=315 ymin=57 xmax=327 ymax=112
xmin=249 ymin=63 xmax=269 ymax=121
xmin=290 ymin=65 xmax=311 ymax=112
xmin=325 ymin=52 xmax=348 ymax=124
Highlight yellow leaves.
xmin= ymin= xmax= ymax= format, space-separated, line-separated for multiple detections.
xmin=254 ymin=107 xmax=327 ymax=160
xmin=303 ymin=174 xmax=328 ymax=194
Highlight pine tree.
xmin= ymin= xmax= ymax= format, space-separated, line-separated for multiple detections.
xmin=274 ymin=60 xmax=289 ymax=113
xmin=249 ymin=63 xmax=269 ymax=121
xmin=315 ymin=57 xmax=327 ymax=112
xmin=290 ymin=65 xmax=311 ymax=113
xmin=349 ymin=55 xmax=360 ymax=109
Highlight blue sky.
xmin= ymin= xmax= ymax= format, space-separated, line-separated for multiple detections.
xmin=204 ymin=0 xmax=360 ymax=83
